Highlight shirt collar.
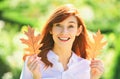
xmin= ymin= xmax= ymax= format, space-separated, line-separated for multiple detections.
xmin=47 ymin=50 xmax=82 ymax=64
xmin=47 ymin=50 xmax=59 ymax=62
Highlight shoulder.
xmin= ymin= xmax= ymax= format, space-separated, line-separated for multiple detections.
xmin=79 ymin=58 xmax=90 ymax=66
xmin=73 ymin=53 xmax=90 ymax=62
xmin=69 ymin=53 xmax=90 ymax=75
xmin=72 ymin=53 xmax=90 ymax=66
xmin=76 ymin=56 xmax=91 ymax=71
xmin=78 ymin=57 xmax=90 ymax=64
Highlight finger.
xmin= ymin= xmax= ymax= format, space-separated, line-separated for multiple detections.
xmin=27 ymin=54 xmax=37 ymax=65
xmin=90 ymin=64 xmax=104 ymax=73
xmin=90 ymin=62 xmax=103 ymax=67
xmin=91 ymin=60 xmax=103 ymax=63
xmin=28 ymin=57 xmax=39 ymax=69
xmin=28 ymin=57 xmax=41 ymax=70
xmin=28 ymin=55 xmax=35 ymax=63
xmin=91 ymin=60 xmax=104 ymax=67
xmin=30 ymin=60 xmax=40 ymax=71
xmin=30 ymin=59 xmax=40 ymax=72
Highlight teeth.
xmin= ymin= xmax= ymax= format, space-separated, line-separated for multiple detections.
xmin=58 ymin=37 xmax=70 ymax=41
xmin=60 ymin=38 xmax=68 ymax=40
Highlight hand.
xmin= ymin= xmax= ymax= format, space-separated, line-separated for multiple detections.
xmin=90 ymin=59 xmax=104 ymax=79
xmin=27 ymin=54 xmax=41 ymax=79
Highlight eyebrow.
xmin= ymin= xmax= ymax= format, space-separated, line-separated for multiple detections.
xmin=68 ymin=21 xmax=76 ymax=24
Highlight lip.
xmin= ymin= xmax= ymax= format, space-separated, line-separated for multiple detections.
xmin=58 ymin=37 xmax=70 ymax=42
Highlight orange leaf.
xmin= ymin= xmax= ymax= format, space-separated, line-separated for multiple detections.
xmin=20 ymin=26 xmax=42 ymax=60
xmin=87 ymin=30 xmax=107 ymax=59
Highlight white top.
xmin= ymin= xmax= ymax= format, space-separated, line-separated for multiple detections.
xmin=20 ymin=50 xmax=91 ymax=79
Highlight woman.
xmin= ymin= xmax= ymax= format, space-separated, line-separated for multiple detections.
xmin=20 ymin=4 xmax=104 ymax=79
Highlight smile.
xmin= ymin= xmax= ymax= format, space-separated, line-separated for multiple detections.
xmin=58 ymin=37 xmax=70 ymax=41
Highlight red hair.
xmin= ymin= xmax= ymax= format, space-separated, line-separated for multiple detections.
xmin=38 ymin=4 xmax=89 ymax=67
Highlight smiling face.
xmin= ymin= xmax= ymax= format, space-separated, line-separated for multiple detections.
xmin=50 ymin=15 xmax=82 ymax=48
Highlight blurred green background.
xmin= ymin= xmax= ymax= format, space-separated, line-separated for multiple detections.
xmin=0 ymin=0 xmax=120 ymax=79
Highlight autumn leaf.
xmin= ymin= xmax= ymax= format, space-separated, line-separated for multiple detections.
xmin=20 ymin=26 xmax=42 ymax=60
xmin=87 ymin=30 xmax=107 ymax=59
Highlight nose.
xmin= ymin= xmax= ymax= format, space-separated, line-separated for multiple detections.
xmin=61 ymin=28 xmax=68 ymax=34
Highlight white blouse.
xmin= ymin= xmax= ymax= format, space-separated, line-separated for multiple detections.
xmin=20 ymin=50 xmax=91 ymax=79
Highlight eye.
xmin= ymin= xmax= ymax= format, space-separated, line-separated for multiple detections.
xmin=68 ymin=25 xmax=74 ymax=28
xmin=55 ymin=23 xmax=61 ymax=27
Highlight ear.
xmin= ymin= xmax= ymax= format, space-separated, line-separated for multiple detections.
xmin=76 ymin=25 xmax=82 ymax=36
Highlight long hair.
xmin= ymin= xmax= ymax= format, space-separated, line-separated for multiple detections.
xmin=38 ymin=4 xmax=89 ymax=67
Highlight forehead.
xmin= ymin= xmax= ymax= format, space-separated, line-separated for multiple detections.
xmin=60 ymin=15 xmax=77 ymax=24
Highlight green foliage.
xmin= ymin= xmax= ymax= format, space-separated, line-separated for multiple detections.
xmin=0 ymin=57 xmax=10 ymax=78
xmin=0 ymin=26 xmax=23 ymax=79
xmin=112 ymin=35 xmax=120 ymax=79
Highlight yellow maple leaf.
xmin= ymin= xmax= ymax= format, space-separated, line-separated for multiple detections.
xmin=20 ymin=26 xmax=42 ymax=60
xmin=87 ymin=30 xmax=107 ymax=59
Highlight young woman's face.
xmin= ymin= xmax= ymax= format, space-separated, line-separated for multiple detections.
xmin=51 ymin=15 xmax=82 ymax=47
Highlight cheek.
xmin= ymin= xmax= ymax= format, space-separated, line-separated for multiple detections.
xmin=69 ymin=29 xmax=78 ymax=36
xmin=52 ymin=28 xmax=62 ymax=34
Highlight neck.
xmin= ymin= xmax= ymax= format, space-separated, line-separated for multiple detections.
xmin=52 ymin=44 xmax=72 ymax=59
xmin=52 ymin=44 xmax=72 ymax=70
